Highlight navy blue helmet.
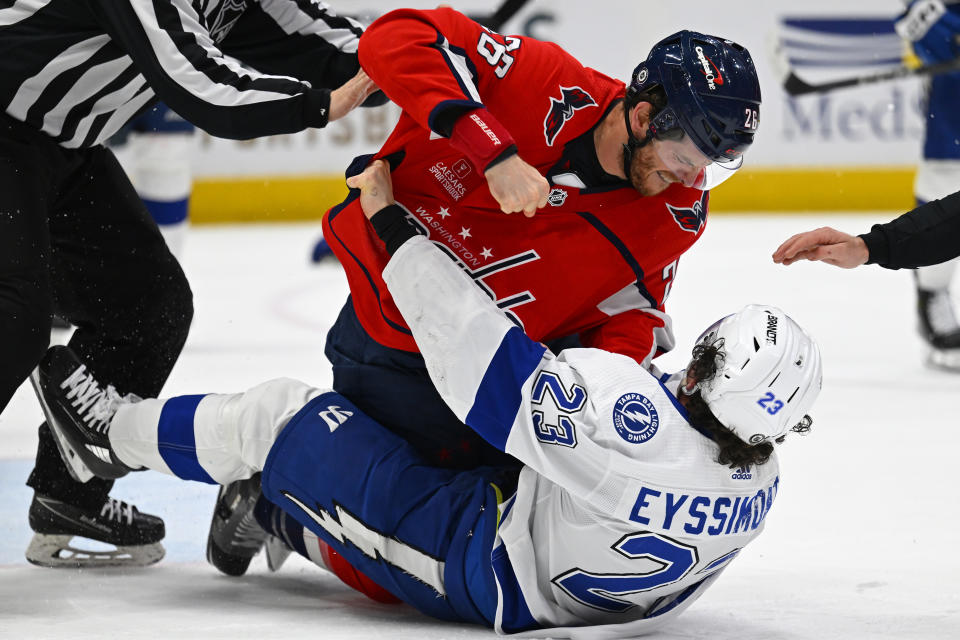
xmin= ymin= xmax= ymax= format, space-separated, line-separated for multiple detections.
xmin=628 ymin=31 xmax=761 ymax=164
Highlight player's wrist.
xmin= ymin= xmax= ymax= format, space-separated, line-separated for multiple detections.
xmin=449 ymin=108 xmax=517 ymax=173
xmin=369 ymin=204 xmax=418 ymax=256
xmin=850 ymin=236 xmax=870 ymax=266
xmin=483 ymin=144 xmax=519 ymax=172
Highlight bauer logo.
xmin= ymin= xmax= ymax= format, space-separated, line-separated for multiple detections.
xmin=612 ymin=393 xmax=659 ymax=444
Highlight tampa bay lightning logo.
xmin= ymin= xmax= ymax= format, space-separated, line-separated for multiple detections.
xmin=666 ymin=191 xmax=709 ymax=234
xmin=544 ymin=86 xmax=597 ymax=146
xmin=612 ymin=393 xmax=659 ymax=444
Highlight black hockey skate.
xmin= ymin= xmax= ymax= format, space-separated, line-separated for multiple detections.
xmin=26 ymin=494 xmax=165 ymax=568
xmin=30 ymin=346 xmax=138 ymax=480
xmin=207 ymin=474 xmax=269 ymax=576
xmin=917 ymin=289 xmax=960 ymax=369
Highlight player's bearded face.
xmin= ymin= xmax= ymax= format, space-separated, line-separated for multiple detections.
xmin=625 ymin=127 xmax=712 ymax=196
xmin=626 ymin=139 xmax=704 ymax=196
xmin=626 ymin=143 xmax=680 ymax=196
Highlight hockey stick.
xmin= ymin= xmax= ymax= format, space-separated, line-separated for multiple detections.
xmin=781 ymin=56 xmax=960 ymax=96
xmin=474 ymin=0 xmax=531 ymax=32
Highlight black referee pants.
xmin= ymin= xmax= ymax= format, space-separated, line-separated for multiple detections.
xmin=0 ymin=114 xmax=193 ymax=510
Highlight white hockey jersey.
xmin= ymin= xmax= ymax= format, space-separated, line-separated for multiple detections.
xmin=383 ymin=236 xmax=780 ymax=639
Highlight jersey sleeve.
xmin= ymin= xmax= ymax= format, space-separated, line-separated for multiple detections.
xmin=220 ymin=1 xmax=366 ymax=94
xmin=860 ymin=189 xmax=960 ymax=269
xmin=382 ymin=235 xmax=649 ymax=503
xmin=358 ymin=8 xmax=493 ymax=135
xmin=577 ymin=264 xmax=680 ymax=367
xmin=90 ymin=0 xmax=332 ymax=139
xmin=580 ymin=307 xmax=676 ymax=367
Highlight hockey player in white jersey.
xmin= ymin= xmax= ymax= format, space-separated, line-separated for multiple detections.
xmin=31 ymin=164 xmax=822 ymax=637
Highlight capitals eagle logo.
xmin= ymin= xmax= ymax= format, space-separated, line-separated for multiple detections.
xmin=666 ymin=191 xmax=709 ymax=234
xmin=543 ymin=86 xmax=597 ymax=146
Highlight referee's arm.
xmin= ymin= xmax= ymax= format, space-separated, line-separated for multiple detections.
xmin=860 ymin=190 xmax=960 ymax=269
xmin=89 ymin=0 xmax=333 ymax=139
xmin=220 ymin=1 xmax=373 ymax=97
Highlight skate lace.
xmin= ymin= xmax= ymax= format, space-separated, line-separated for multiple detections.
xmin=927 ymin=291 xmax=959 ymax=336
xmin=60 ymin=365 xmax=125 ymax=434
xmin=100 ymin=498 xmax=134 ymax=525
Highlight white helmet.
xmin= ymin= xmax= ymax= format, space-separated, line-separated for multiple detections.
xmin=693 ymin=304 xmax=822 ymax=445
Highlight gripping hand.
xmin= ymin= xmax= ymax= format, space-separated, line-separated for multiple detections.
xmin=895 ymin=0 xmax=960 ymax=65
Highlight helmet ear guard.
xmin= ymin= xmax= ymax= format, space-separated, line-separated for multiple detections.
xmin=693 ymin=305 xmax=823 ymax=445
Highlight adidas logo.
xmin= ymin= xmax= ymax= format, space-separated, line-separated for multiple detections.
xmin=318 ymin=405 xmax=353 ymax=432
xmin=731 ymin=465 xmax=752 ymax=480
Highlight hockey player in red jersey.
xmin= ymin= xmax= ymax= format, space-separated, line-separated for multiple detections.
xmin=319 ymin=8 xmax=762 ymax=470
xmin=207 ymin=8 xmax=764 ymax=596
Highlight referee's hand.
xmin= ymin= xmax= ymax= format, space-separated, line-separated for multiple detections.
xmin=330 ymin=69 xmax=379 ymax=122
xmin=772 ymin=227 xmax=869 ymax=268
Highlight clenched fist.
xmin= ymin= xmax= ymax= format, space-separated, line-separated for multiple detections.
xmin=485 ymin=155 xmax=550 ymax=217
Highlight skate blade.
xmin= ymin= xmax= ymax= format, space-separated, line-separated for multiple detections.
xmin=29 ymin=371 xmax=95 ymax=483
xmin=265 ymin=535 xmax=292 ymax=572
xmin=927 ymin=348 xmax=960 ymax=371
xmin=25 ymin=533 xmax=165 ymax=569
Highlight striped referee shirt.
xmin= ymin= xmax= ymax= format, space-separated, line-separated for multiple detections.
xmin=0 ymin=0 xmax=364 ymax=148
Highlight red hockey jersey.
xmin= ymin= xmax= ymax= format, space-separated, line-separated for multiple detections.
xmin=323 ymin=8 xmax=710 ymax=365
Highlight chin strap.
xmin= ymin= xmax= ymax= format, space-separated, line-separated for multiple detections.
xmin=621 ymin=100 xmax=655 ymax=179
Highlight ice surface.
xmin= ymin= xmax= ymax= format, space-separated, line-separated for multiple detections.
xmin=1 ymin=217 xmax=957 ymax=639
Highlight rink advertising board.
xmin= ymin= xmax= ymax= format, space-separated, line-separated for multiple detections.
xmin=187 ymin=0 xmax=923 ymax=222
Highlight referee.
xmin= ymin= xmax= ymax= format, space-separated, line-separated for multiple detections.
xmin=0 ymin=0 xmax=381 ymax=567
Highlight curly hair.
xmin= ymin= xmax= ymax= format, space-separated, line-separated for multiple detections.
xmin=683 ymin=339 xmax=810 ymax=468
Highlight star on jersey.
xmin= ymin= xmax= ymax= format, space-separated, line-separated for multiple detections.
xmin=458 ymin=227 xmax=472 ymax=239
xmin=481 ymin=248 xmax=493 ymax=259
xmin=437 ymin=207 xmax=451 ymax=219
